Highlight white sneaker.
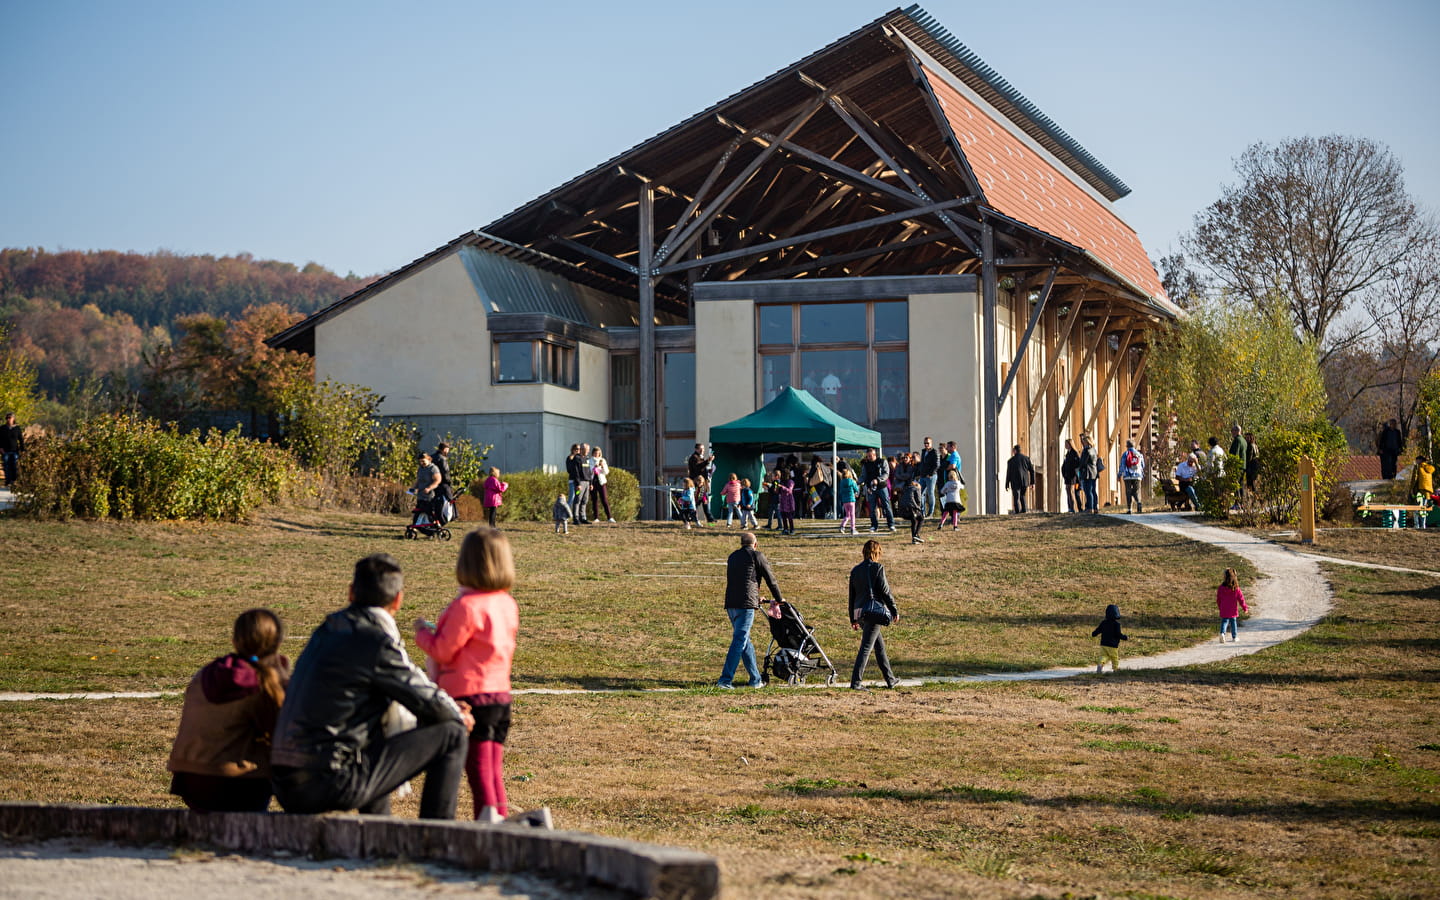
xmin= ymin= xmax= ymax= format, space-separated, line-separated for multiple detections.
xmin=504 ymin=807 xmax=554 ymax=829
xmin=478 ymin=806 xmax=502 ymax=824
xmin=608 ymin=518 xmax=616 ymax=523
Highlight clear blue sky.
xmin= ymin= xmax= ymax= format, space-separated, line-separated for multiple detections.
xmin=3 ymin=0 xmax=1437 ymax=279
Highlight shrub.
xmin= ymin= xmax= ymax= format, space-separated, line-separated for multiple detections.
xmin=17 ymin=414 xmax=294 ymax=521
xmin=1191 ymin=453 xmax=1244 ymax=518
xmin=453 ymin=493 xmax=483 ymax=522
xmin=470 ymin=467 xmax=639 ymax=522
xmin=330 ymin=475 xmax=410 ymax=515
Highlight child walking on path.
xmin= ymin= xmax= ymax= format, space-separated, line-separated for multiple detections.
xmin=415 ymin=528 xmax=519 ymax=824
xmin=739 ymin=478 xmax=759 ymax=529
xmin=1216 ymin=567 xmax=1249 ymax=642
xmin=552 ymin=495 xmax=572 ymax=534
xmin=722 ymin=473 xmax=743 ymax=526
xmin=481 ymin=468 xmax=509 ymax=528
xmin=1091 ymin=604 xmax=1128 ymax=673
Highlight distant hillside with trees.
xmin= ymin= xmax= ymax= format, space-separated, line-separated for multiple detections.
xmin=0 ymin=248 xmax=373 ymax=417
xmin=0 ymin=248 xmax=370 ymax=329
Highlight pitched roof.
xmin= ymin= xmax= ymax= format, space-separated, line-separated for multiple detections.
xmin=920 ymin=64 xmax=1166 ymax=300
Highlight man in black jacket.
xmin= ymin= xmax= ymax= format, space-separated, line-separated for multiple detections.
xmin=1004 ymin=445 xmax=1035 ymax=513
xmin=716 ymin=532 xmax=783 ymax=689
xmin=860 ymin=448 xmax=894 ymax=532
xmin=916 ymin=436 xmax=939 ymax=517
xmin=566 ymin=444 xmax=590 ymax=524
xmin=271 ymin=554 xmax=472 ymax=819
xmin=1 ymin=413 xmax=21 ymax=488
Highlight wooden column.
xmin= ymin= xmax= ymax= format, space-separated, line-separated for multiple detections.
xmin=1043 ymin=301 xmax=1061 ymax=511
xmin=981 ymin=223 xmax=999 ymax=516
xmin=637 ymin=183 xmax=658 ymax=519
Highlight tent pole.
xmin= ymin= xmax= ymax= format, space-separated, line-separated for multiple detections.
xmin=831 ymin=441 xmax=838 ymax=519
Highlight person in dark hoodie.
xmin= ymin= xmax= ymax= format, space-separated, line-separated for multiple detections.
xmin=1091 ymin=604 xmax=1128 ymax=673
xmin=167 ymin=608 xmax=290 ymax=811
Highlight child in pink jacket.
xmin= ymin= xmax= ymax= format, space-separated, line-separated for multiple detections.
xmin=1216 ymin=567 xmax=1249 ymax=643
xmin=415 ymin=528 xmax=519 ymax=823
xmin=481 ymin=467 xmax=508 ymax=528
xmin=721 ymin=473 xmax=743 ymax=527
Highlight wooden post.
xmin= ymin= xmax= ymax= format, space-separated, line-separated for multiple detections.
xmin=981 ymin=223 xmax=999 ymax=516
xmin=637 ymin=183 xmax=658 ymax=519
xmin=1299 ymin=455 xmax=1317 ymax=544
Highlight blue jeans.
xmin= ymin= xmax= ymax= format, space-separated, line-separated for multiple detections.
xmin=917 ymin=475 xmax=936 ymax=516
xmin=1220 ymin=616 xmax=1238 ymax=639
xmin=868 ymin=488 xmax=894 ymax=530
xmin=719 ymin=608 xmax=762 ymax=685
xmin=2 ymin=450 xmax=16 ymax=486
xmin=1082 ymin=478 xmax=1098 ymax=513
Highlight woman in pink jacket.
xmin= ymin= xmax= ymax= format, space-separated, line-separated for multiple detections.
xmin=481 ymin=467 xmax=508 ymax=528
xmin=1216 ymin=567 xmax=1249 ymax=643
xmin=415 ymin=528 xmax=519 ymax=823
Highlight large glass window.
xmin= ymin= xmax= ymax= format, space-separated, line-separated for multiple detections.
xmin=800 ymin=302 xmax=865 ymax=344
xmin=757 ymin=300 xmax=908 ymax=450
xmin=663 ymin=352 xmax=695 ymax=433
xmin=801 ymin=349 xmax=867 ymax=423
xmin=760 ymin=354 xmax=792 ymax=404
xmin=758 ymin=305 xmax=793 ymax=345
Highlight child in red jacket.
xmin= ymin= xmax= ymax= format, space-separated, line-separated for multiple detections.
xmin=415 ymin=528 xmax=518 ymax=823
xmin=1216 ymin=567 xmax=1249 ymax=643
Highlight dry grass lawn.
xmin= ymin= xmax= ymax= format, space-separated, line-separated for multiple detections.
xmin=0 ymin=510 xmax=1436 ymax=899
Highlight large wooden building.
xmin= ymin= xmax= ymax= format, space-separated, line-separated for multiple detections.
xmin=269 ymin=5 xmax=1178 ymax=515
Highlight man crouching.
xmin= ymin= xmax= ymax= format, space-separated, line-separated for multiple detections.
xmin=271 ymin=554 xmax=473 ymax=818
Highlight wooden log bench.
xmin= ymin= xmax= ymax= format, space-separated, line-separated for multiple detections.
xmin=0 ymin=802 xmax=719 ymax=900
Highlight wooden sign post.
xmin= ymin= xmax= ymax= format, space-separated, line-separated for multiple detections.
xmin=1298 ymin=455 xmax=1317 ymax=545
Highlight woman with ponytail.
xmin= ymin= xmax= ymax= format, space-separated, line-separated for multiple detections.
xmin=167 ymin=608 xmax=289 ymax=811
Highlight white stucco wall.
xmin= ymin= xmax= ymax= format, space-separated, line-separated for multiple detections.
xmin=314 ymin=251 xmax=609 ymax=423
xmin=694 ymin=299 xmax=757 ymax=443
xmin=908 ymin=290 xmax=986 ymax=511
xmin=315 ymin=253 xmax=491 ymax=417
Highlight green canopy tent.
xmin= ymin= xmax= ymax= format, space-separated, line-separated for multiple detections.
xmin=705 ymin=387 xmax=883 ymax=520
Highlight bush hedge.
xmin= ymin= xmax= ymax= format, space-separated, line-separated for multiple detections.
xmin=470 ymin=467 xmax=640 ymax=522
xmin=18 ymin=414 xmax=295 ymax=521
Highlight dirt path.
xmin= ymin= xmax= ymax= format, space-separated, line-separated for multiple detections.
xmin=0 ymin=512 xmax=1355 ymax=700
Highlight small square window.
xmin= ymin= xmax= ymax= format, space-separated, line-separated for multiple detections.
xmin=496 ymin=341 xmax=534 ymax=383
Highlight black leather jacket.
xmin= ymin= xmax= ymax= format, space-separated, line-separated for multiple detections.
xmin=271 ymin=605 xmax=463 ymax=771
xmin=724 ymin=547 xmax=783 ymax=609
xmin=848 ymin=560 xmax=897 ymax=623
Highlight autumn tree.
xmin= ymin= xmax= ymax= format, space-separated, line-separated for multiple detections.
xmin=0 ymin=324 xmax=39 ymax=423
xmin=145 ymin=304 xmax=313 ymax=435
xmin=1184 ymin=136 xmax=1433 ymax=358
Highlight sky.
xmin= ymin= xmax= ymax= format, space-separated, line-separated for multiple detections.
xmin=3 ymin=0 xmax=1438 ymax=280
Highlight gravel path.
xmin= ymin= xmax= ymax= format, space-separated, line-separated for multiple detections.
xmin=0 ymin=841 xmax=614 ymax=900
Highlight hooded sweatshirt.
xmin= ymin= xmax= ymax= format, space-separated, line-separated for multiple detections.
xmin=167 ymin=654 xmax=289 ymax=778
xmin=1091 ymin=604 xmax=1128 ymax=648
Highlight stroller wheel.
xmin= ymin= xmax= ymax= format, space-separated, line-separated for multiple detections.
xmin=405 ymin=527 xmax=416 ymax=540
xmin=826 ymin=672 xmax=836 ymax=686
xmin=439 ymin=528 xmax=453 ymax=541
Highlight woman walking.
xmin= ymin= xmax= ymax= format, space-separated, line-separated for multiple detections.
xmin=589 ymin=446 xmax=614 ymax=522
xmin=848 ymin=540 xmax=898 ymax=690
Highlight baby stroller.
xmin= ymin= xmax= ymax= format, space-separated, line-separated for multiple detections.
xmin=762 ymin=600 xmax=838 ymax=686
xmin=405 ymin=494 xmax=453 ymax=541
